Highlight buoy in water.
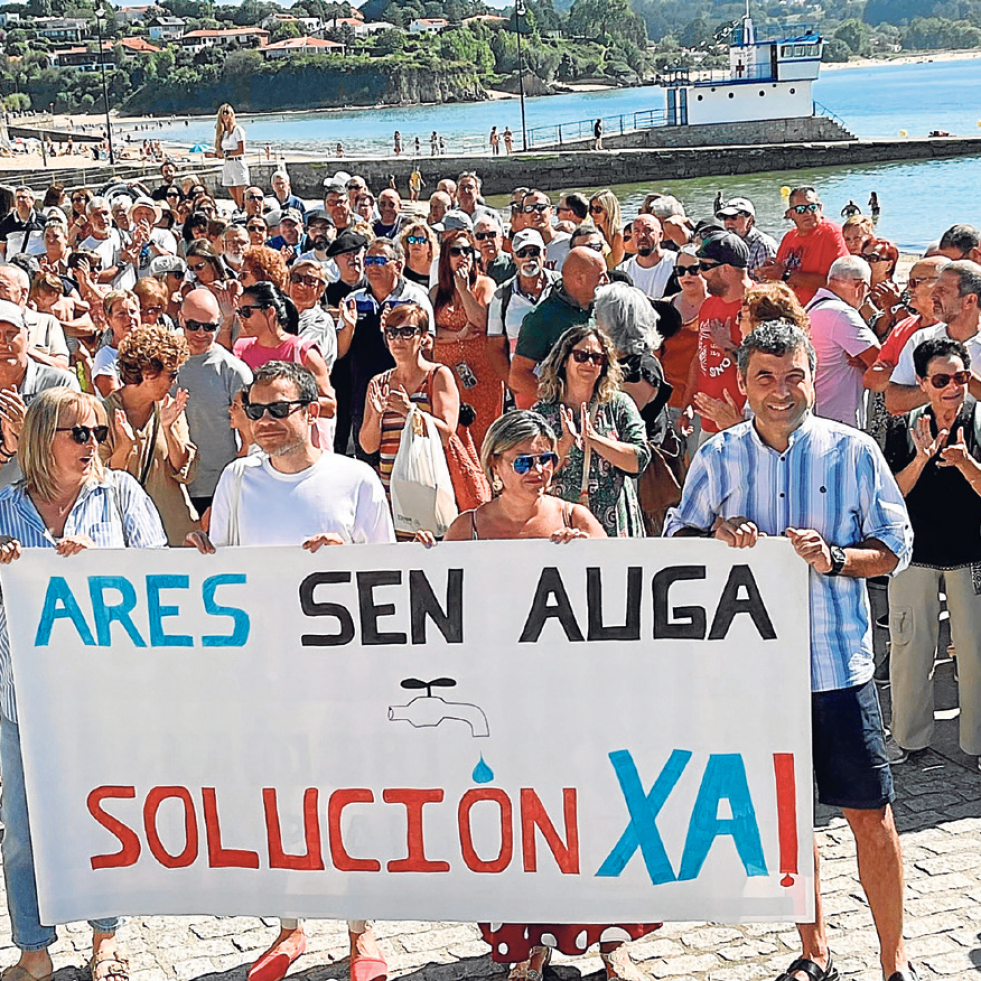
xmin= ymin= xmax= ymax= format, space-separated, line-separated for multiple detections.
xmin=899 ymin=130 xmax=907 ymax=137
xmin=780 ymin=185 xmax=791 ymax=198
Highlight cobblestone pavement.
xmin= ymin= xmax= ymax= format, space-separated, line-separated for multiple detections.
xmin=1 ymin=662 xmax=978 ymax=981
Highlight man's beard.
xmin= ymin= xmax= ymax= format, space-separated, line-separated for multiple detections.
xmin=312 ymin=235 xmax=329 ymax=251
xmin=520 ymin=260 xmax=542 ymax=278
xmin=636 ymin=245 xmax=653 ymax=257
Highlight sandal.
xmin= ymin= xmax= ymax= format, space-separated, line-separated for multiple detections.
xmin=89 ymin=951 xmax=130 ymax=981
xmin=507 ymin=946 xmax=551 ymax=981
xmin=601 ymin=946 xmax=647 ymax=981
xmin=350 ymin=930 xmax=388 ymax=981
xmin=774 ymin=957 xmax=839 ymax=981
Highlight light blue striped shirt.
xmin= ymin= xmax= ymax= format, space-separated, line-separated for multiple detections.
xmin=0 ymin=472 xmax=167 ymax=723
xmin=664 ymin=413 xmax=913 ymax=692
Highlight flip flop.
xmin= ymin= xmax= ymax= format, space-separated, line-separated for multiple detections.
xmin=247 ymin=934 xmax=307 ymax=981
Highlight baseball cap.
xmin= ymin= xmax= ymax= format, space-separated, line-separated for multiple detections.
xmin=280 ymin=208 xmax=304 ymax=226
xmin=697 ymin=231 xmax=750 ymax=269
xmin=716 ymin=197 xmax=756 ymax=219
xmin=148 ymin=255 xmax=188 ymax=277
xmin=305 ymin=208 xmax=334 ymax=227
xmin=0 ymin=299 xmax=25 ymax=330
xmin=43 ymin=207 xmax=69 ymax=225
xmin=512 ymin=229 xmax=546 ymax=253
xmin=326 ymin=228 xmax=369 ymax=257
xmin=441 ymin=210 xmax=473 ymax=233
xmin=263 ymin=208 xmax=283 ymax=229
xmin=323 ymin=178 xmax=347 ymax=195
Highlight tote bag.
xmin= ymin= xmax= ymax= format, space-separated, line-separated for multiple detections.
xmin=390 ymin=406 xmax=458 ymax=537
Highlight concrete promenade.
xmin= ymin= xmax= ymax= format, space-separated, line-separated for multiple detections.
xmin=2 ymin=669 xmax=978 ymax=981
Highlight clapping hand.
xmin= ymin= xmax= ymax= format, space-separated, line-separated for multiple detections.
xmin=159 ymin=390 xmax=188 ymax=430
xmin=0 ymin=389 xmax=27 ymax=451
xmin=693 ymin=390 xmax=742 ymax=431
xmin=939 ymin=425 xmax=970 ymax=469
xmin=912 ymin=415 xmax=947 ymax=461
xmin=558 ymin=403 xmax=582 ymax=455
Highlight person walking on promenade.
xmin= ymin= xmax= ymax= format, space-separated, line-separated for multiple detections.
xmin=503 ymin=126 xmax=514 ymax=153
xmin=593 ymin=117 xmax=603 ymax=150
xmin=665 ymin=319 xmax=918 ymax=981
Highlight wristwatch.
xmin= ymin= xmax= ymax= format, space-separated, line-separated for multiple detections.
xmin=826 ymin=544 xmax=847 ymax=577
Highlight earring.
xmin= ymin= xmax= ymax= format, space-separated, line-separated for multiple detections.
xmin=492 ymin=474 xmax=503 ymax=493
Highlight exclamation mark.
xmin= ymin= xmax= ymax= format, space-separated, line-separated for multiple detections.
xmin=773 ymin=752 xmax=797 ymax=887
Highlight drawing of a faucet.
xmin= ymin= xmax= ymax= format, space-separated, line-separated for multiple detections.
xmin=388 ymin=678 xmax=490 ymax=738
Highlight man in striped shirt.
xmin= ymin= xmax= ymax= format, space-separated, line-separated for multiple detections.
xmin=665 ymin=321 xmax=916 ymax=981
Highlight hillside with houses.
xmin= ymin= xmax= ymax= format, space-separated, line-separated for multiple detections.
xmin=1 ymin=0 xmax=981 ymax=115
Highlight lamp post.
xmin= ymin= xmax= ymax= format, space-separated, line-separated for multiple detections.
xmin=94 ymin=1 xmax=115 ymax=165
xmin=515 ymin=0 xmax=527 ymax=151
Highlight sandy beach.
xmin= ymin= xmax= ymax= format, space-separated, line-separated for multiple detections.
xmin=823 ymin=48 xmax=981 ymax=71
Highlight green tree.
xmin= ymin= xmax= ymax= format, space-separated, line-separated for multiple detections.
xmin=834 ymin=18 xmax=871 ymax=56
xmin=821 ymin=36 xmax=851 ymax=61
xmin=4 ymin=91 xmax=30 ymax=109
xmin=271 ymin=19 xmax=300 ymax=39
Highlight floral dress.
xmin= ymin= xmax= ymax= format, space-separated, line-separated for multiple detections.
xmin=533 ymin=392 xmax=650 ymax=538
xmin=433 ymin=300 xmax=504 ymax=453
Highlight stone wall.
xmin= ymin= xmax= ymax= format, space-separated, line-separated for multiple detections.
xmin=530 ymin=115 xmax=855 ymax=151
xmin=243 ymin=135 xmax=981 ymax=200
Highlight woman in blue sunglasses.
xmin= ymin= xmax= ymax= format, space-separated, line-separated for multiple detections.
xmin=441 ymin=410 xmax=603 ymax=543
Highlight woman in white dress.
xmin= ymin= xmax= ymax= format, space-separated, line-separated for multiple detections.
xmin=214 ymin=104 xmax=248 ymax=210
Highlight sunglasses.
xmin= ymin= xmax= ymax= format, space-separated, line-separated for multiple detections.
xmin=405 ymin=235 xmax=428 ymax=245
xmin=522 ymin=203 xmax=550 ymax=214
xmin=907 ymin=277 xmax=937 ymax=289
xmin=589 ymin=204 xmax=605 ymax=214
xmin=56 ymin=424 xmax=109 ymax=445
xmin=449 ymin=246 xmax=474 ymax=257
xmin=474 ymin=231 xmax=499 ymax=241
xmin=142 ymin=305 xmax=164 ymax=315
xmin=236 ymin=305 xmax=268 ymax=319
xmin=571 ymin=349 xmax=607 ymax=366
xmin=364 ymin=256 xmax=391 ymax=267
xmin=698 ymin=260 xmax=722 ymax=271
xmin=346 ymin=182 xmax=364 ymax=190
xmin=246 ymin=224 xmax=265 ymax=233
xmin=863 ymin=255 xmax=890 ymax=264
xmin=927 ymin=370 xmax=971 ymax=389
xmin=511 ymin=452 xmax=559 ymax=474
xmin=515 ymin=247 xmax=542 ymax=259
xmin=792 ymin=203 xmax=821 ymax=215
xmin=385 ymin=326 xmax=422 ymax=339
xmin=579 ymin=241 xmax=604 ymax=252
xmin=243 ymin=399 xmax=310 ymax=421
xmin=677 ymin=265 xmax=702 ymax=276
xmin=184 ymin=320 xmax=218 ymax=332
xmin=246 ymin=194 xmax=264 ymax=202
xmin=166 ymin=191 xmax=180 ymax=198
xmin=290 ymin=274 xmax=322 ymax=288
xmin=189 ymin=262 xmax=209 ymax=273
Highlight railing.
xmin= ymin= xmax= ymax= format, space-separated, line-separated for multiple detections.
xmin=813 ymin=100 xmax=851 ymax=131
xmin=525 ymin=109 xmax=667 ymax=148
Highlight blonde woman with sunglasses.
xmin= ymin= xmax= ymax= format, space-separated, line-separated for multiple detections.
xmin=588 ymin=189 xmax=624 ymax=269
xmin=213 ymin=104 xmax=248 ymax=209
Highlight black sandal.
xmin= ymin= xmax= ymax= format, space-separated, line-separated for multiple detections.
xmin=774 ymin=957 xmax=839 ymax=981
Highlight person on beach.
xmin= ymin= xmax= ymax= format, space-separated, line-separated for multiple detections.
xmin=213 ymin=104 xmax=249 ymax=210
xmin=503 ymin=126 xmax=514 ymax=153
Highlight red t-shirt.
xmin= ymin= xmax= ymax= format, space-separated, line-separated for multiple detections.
xmin=876 ymin=314 xmax=928 ymax=368
xmin=695 ymin=295 xmax=746 ymax=434
xmin=776 ymin=219 xmax=849 ymax=305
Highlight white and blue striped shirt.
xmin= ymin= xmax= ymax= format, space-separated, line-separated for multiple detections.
xmin=664 ymin=413 xmax=913 ymax=693
xmin=0 ymin=472 xmax=167 ymax=723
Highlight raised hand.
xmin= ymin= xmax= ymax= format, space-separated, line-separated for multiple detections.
xmin=558 ymin=404 xmax=581 ymax=454
xmin=113 ymin=407 xmax=137 ymax=446
xmin=159 ymin=390 xmax=188 ymax=430
xmin=367 ymin=378 xmax=388 ymax=415
xmin=939 ymin=425 xmax=970 ymax=469
xmin=912 ymin=415 xmax=946 ymax=461
xmin=0 ymin=389 xmax=27 ymax=450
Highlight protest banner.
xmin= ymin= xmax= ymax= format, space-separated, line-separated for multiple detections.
xmin=1 ymin=537 xmax=814 ymax=926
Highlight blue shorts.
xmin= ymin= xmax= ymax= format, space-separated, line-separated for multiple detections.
xmin=811 ymin=678 xmax=894 ymax=810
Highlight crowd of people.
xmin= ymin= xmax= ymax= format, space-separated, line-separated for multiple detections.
xmin=1 ymin=153 xmax=979 ymax=981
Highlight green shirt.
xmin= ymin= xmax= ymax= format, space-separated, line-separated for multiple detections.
xmin=484 ymin=253 xmax=517 ymax=286
xmin=514 ymin=286 xmax=592 ymax=364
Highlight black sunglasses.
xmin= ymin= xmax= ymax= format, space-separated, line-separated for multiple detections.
xmin=56 ymin=425 xmax=109 ymax=445
xmin=449 ymin=246 xmax=474 ymax=257
xmin=385 ymin=326 xmax=422 ymax=339
xmin=676 ymin=265 xmax=702 ymax=276
xmin=927 ymin=371 xmax=971 ymax=389
xmin=522 ymin=203 xmax=550 ymax=214
xmin=184 ymin=320 xmax=218 ymax=332
xmin=571 ymin=349 xmax=607 ymax=366
xmin=474 ymin=231 xmax=499 ymax=241
xmin=243 ymin=399 xmax=310 ymax=421
xmin=515 ymin=247 xmax=542 ymax=259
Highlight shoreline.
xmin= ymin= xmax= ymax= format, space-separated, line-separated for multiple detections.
xmin=823 ymin=48 xmax=981 ymax=71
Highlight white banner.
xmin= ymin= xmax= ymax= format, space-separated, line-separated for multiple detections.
xmin=2 ymin=538 xmax=814 ymax=925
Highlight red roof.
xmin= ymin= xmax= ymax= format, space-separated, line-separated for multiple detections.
xmin=264 ymin=35 xmax=345 ymax=51
xmin=120 ymin=36 xmax=161 ymax=53
xmin=183 ymin=27 xmax=269 ymax=38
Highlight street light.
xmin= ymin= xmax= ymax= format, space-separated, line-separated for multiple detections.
xmin=94 ymin=0 xmax=115 ymax=165
xmin=515 ymin=0 xmax=527 ymax=151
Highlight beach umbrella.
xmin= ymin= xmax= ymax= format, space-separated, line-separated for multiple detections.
xmin=189 ymin=142 xmax=212 ymax=153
